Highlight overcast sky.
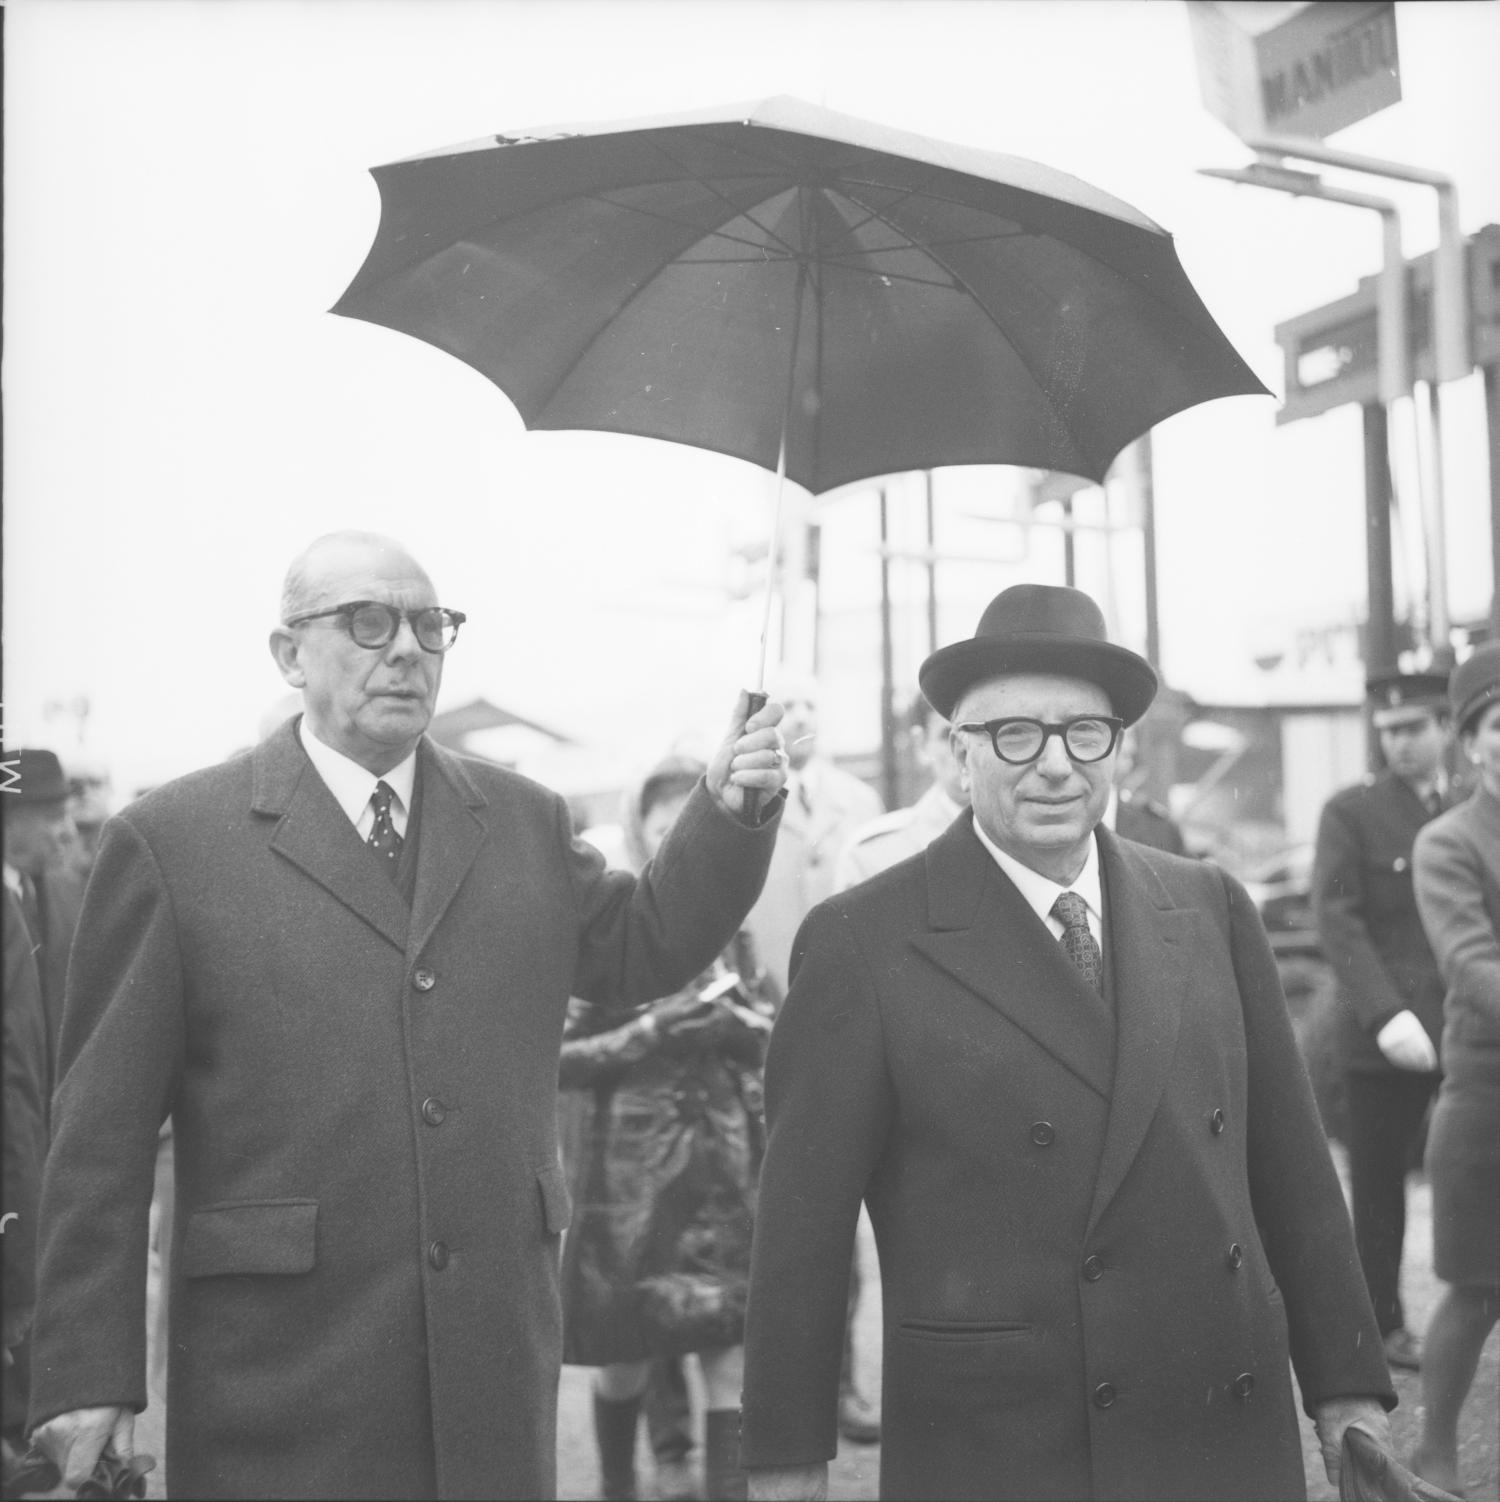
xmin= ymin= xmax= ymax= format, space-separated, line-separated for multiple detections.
xmin=4 ymin=0 xmax=1498 ymax=797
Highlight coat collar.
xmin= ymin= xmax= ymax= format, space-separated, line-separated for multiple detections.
xmin=252 ymin=718 xmax=487 ymax=956
xmin=913 ymin=813 xmax=1115 ymax=1100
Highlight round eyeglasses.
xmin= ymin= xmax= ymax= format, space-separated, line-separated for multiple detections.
xmin=283 ymin=601 xmax=466 ymax=654
xmin=955 ymin=715 xmax=1123 ymax=765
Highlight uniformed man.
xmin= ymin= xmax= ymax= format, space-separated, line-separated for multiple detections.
xmin=835 ymin=699 xmax=968 ymax=892
xmin=1312 ymin=669 xmax=1453 ymax=1373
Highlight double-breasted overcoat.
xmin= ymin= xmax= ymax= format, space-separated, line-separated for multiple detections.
xmin=741 ymin=815 xmax=1392 ymax=1501
xmin=28 ymin=719 xmax=778 ymax=1500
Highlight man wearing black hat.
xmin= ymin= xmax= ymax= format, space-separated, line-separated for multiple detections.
xmin=1312 ymin=671 xmax=1452 ymax=1374
xmin=741 ymin=584 xmax=1394 ymax=1502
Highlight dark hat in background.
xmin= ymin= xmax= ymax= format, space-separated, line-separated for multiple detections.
xmin=2 ymin=748 xmax=71 ymax=806
xmin=1450 ymin=641 xmax=1500 ymax=737
xmin=1365 ymin=670 xmax=1451 ymax=720
xmin=919 ymin=583 xmax=1158 ymax=725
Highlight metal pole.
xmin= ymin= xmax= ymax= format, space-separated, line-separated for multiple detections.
xmin=1139 ymin=434 xmax=1161 ymax=670
xmin=1364 ymin=400 xmax=1397 ymax=771
xmin=878 ymin=485 xmax=899 ymax=810
xmin=1246 ymin=135 xmax=1467 ymax=385
xmin=1246 ymin=136 xmax=1469 ymax=655
xmin=924 ymin=471 xmax=939 ymax=655
xmin=1487 ymin=362 xmax=1500 ymax=633
xmin=1061 ymin=495 xmax=1076 ymax=587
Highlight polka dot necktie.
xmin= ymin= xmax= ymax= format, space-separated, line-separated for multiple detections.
xmin=1051 ymin=890 xmax=1103 ymax=994
xmin=367 ymin=780 xmax=403 ymax=882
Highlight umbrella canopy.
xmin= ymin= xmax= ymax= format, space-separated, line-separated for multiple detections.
xmin=333 ymin=95 xmax=1266 ymax=494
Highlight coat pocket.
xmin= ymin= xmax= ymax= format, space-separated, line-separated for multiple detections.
xmin=537 ymin=1163 xmax=573 ymax=1235
xmin=898 ymin=1317 xmax=1032 ymax=1342
xmin=181 ymin=1198 xmax=318 ymax=1278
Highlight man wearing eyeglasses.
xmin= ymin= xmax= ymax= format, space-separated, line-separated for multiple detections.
xmin=742 ymin=584 xmax=1395 ymax=1502
xmin=27 ymin=531 xmax=788 ymax=1501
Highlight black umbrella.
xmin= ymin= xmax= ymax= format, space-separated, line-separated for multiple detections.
xmin=334 ymin=95 xmax=1265 ymax=685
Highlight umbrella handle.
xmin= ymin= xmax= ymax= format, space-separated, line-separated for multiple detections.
xmin=741 ymin=690 xmax=769 ymax=823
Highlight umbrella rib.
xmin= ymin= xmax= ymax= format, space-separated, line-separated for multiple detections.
xmin=642 ymin=140 xmax=803 ymax=258
xmin=586 ymin=191 xmax=796 ymax=258
xmin=837 ymin=183 xmax=1101 ymax=473
xmin=814 ymin=185 xmax=922 ymax=253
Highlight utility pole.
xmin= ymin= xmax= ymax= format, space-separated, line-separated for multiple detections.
xmin=1200 ymin=160 xmax=1410 ymax=688
xmin=1245 ymin=135 xmax=1467 ymax=649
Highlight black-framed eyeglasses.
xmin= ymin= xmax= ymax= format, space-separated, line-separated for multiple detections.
xmin=954 ymin=715 xmax=1124 ymax=765
xmin=283 ymin=601 xmax=466 ymax=653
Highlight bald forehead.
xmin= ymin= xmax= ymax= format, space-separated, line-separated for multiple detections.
xmin=282 ymin=532 xmax=435 ymax=618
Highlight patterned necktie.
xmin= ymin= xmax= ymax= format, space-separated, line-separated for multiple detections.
xmin=1051 ymin=890 xmax=1103 ymax=994
xmin=367 ymin=780 xmax=403 ymax=881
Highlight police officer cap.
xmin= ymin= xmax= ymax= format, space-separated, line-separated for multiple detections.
xmin=1450 ymin=641 xmax=1500 ymax=737
xmin=1364 ymin=670 xmax=1450 ymax=716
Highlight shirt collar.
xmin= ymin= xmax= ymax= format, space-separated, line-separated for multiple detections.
xmin=298 ymin=716 xmax=417 ymax=828
xmin=971 ymin=817 xmax=1104 ymax=932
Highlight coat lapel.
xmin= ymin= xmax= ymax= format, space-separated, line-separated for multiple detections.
xmin=406 ymin=741 xmax=487 ymax=961
xmin=254 ymin=719 xmax=410 ymax=952
xmin=1085 ymin=830 xmax=1192 ymax=1235
xmin=911 ymin=816 xmax=1115 ymax=1100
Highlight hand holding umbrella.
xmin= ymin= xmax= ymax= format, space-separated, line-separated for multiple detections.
xmin=706 ymin=689 xmax=786 ymax=823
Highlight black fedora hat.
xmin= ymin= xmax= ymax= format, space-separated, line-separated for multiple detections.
xmin=919 ymin=584 xmax=1158 ymax=725
xmin=2 ymin=748 xmax=71 ymax=806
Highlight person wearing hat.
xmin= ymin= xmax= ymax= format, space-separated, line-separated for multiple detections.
xmin=1410 ymin=642 xmax=1500 ymax=1497
xmin=1311 ymin=670 xmax=1454 ymax=1374
xmin=740 ymin=583 xmax=1394 ymax=1502
xmin=2 ymin=749 xmax=86 ymax=1085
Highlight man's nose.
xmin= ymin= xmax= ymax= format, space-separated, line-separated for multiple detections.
xmin=1034 ymin=732 xmax=1075 ymax=777
xmin=384 ymin=617 xmax=423 ymax=660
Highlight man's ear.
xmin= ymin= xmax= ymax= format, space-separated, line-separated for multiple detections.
xmin=269 ymin=627 xmax=306 ymax=688
xmin=949 ymin=725 xmax=972 ymax=793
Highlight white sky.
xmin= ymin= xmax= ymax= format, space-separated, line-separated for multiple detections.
xmin=4 ymin=0 xmax=1498 ymax=798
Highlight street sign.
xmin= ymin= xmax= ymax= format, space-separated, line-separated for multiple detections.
xmin=1272 ymin=224 xmax=1498 ymax=424
xmin=1188 ymin=1 xmax=1401 ymax=142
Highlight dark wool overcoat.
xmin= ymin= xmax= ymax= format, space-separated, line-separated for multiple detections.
xmin=28 ymin=720 xmax=778 ymax=1501
xmin=741 ymin=816 xmax=1394 ymax=1502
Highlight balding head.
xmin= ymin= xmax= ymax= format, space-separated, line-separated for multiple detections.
xmin=280 ymin=531 xmax=433 ymax=624
xmin=269 ymin=532 xmax=447 ymax=775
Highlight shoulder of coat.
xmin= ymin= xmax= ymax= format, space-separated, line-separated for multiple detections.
xmin=846 ymin=807 xmax=917 ymax=848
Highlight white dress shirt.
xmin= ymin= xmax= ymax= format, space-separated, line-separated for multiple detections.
xmin=298 ymin=717 xmax=416 ymax=839
xmin=971 ymin=818 xmax=1105 ymax=957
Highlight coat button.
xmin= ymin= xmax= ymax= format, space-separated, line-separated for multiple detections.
xmin=421 ymin=1097 xmax=447 ymax=1127
xmin=1082 ymin=1254 xmax=1104 ymax=1282
xmin=428 ymin=1240 xmax=450 ymax=1271
xmin=1210 ymin=1107 xmax=1226 ymax=1134
xmin=1227 ymin=1242 xmax=1243 ymax=1270
xmin=412 ymin=967 xmax=436 ymax=993
xmin=1234 ymin=1372 xmax=1255 ymax=1400
xmin=1030 ymin=1122 xmax=1055 ymax=1146
xmin=1093 ymin=1382 xmax=1116 ymax=1409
